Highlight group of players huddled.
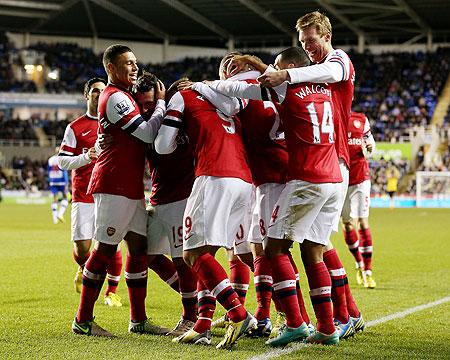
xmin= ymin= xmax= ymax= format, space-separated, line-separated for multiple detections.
xmin=56 ymin=11 xmax=377 ymax=349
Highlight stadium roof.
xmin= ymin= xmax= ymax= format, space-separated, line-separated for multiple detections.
xmin=1 ymin=0 xmax=450 ymax=48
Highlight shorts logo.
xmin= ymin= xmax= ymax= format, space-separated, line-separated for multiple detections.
xmin=107 ymin=227 xmax=116 ymax=236
xmin=114 ymin=100 xmax=130 ymax=115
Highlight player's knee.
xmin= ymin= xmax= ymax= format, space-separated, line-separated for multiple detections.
xmin=251 ymin=242 xmax=265 ymax=258
xmin=95 ymin=241 xmax=118 ymax=257
xmin=300 ymin=240 xmax=324 ymax=266
xmin=183 ymin=250 xmax=196 ymax=267
xmin=74 ymin=240 xmax=91 ymax=256
xmin=359 ymin=217 xmax=369 ymax=229
xmin=343 ymin=221 xmax=353 ymax=232
xmin=265 ymin=238 xmax=290 ymax=259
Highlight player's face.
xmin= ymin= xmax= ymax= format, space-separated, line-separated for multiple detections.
xmin=87 ymin=81 xmax=106 ymax=113
xmin=299 ymin=26 xmax=331 ymax=63
xmin=135 ymin=89 xmax=156 ymax=114
xmin=111 ymin=51 xmax=139 ymax=88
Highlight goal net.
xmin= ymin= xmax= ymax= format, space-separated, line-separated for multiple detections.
xmin=416 ymin=171 xmax=450 ymax=207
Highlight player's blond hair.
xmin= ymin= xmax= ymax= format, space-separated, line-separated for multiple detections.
xmin=296 ymin=11 xmax=332 ymax=36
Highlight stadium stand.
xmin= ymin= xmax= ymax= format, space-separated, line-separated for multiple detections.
xmin=1 ymin=36 xmax=450 ymax=197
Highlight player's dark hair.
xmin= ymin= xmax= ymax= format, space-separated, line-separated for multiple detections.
xmin=166 ymin=77 xmax=189 ymax=102
xmin=136 ymin=71 xmax=158 ymax=93
xmin=277 ymin=47 xmax=311 ymax=67
xmin=102 ymin=44 xmax=132 ymax=70
xmin=83 ymin=77 xmax=107 ymax=97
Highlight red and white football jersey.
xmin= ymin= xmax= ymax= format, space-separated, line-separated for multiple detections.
xmin=326 ymin=49 xmax=355 ymax=168
xmin=239 ymin=79 xmax=288 ymax=187
xmin=88 ymin=84 xmax=146 ymax=199
xmin=160 ymin=90 xmax=252 ymax=182
xmin=287 ymin=48 xmax=355 ymax=168
xmin=208 ymin=79 xmax=342 ymax=184
xmin=348 ymin=112 xmax=371 ymax=186
xmin=59 ymin=113 xmax=98 ymax=203
xmin=272 ymin=83 xmax=342 ymax=183
xmin=146 ymin=138 xmax=195 ymax=206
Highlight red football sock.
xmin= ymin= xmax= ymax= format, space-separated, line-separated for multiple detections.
xmin=272 ymin=290 xmax=284 ymax=313
xmin=269 ymin=254 xmax=303 ymax=328
xmin=148 ymin=255 xmax=180 ymax=292
xmin=105 ymin=250 xmax=122 ymax=295
xmin=344 ymin=228 xmax=364 ymax=268
xmin=192 ymin=253 xmax=246 ymax=323
xmin=73 ymin=250 xmax=90 ymax=267
xmin=323 ymin=249 xmax=350 ymax=324
xmin=175 ymin=260 xmax=198 ymax=322
xmin=76 ymin=249 xmax=108 ymax=323
xmin=193 ymin=279 xmax=216 ymax=333
xmin=288 ymin=252 xmax=310 ymax=325
xmin=125 ymin=253 xmax=148 ymax=322
xmin=253 ymin=255 xmax=273 ymax=320
xmin=229 ymin=259 xmax=250 ymax=305
xmin=359 ymin=228 xmax=373 ymax=271
xmin=344 ymin=278 xmax=361 ymax=318
xmin=305 ymin=261 xmax=334 ymax=335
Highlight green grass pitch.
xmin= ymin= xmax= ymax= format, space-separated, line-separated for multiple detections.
xmin=0 ymin=203 xmax=449 ymax=359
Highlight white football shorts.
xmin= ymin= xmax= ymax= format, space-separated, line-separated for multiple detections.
xmin=268 ymin=179 xmax=340 ymax=246
xmin=248 ymin=182 xmax=285 ymax=246
xmin=93 ymin=193 xmax=147 ymax=245
xmin=71 ymin=202 xmax=95 ymax=241
xmin=341 ymin=179 xmax=371 ymax=222
xmin=183 ymin=176 xmax=253 ymax=251
xmin=332 ymin=160 xmax=350 ymax=232
xmin=147 ymin=198 xmax=187 ymax=258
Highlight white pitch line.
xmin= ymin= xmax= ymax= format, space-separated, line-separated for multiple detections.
xmin=248 ymin=296 xmax=450 ymax=360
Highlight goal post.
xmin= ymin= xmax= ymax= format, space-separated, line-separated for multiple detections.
xmin=416 ymin=171 xmax=450 ymax=208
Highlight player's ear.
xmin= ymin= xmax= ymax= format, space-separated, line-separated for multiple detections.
xmin=107 ymin=62 xmax=115 ymax=74
xmin=324 ymin=32 xmax=332 ymax=42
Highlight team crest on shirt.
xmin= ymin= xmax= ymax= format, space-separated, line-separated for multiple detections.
xmin=107 ymin=227 xmax=116 ymax=236
xmin=353 ymin=119 xmax=361 ymax=129
xmin=114 ymin=100 xmax=130 ymax=115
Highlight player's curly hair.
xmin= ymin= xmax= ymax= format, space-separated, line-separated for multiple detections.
xmin=136 ymin=71 xmax=158 ymax=93
xmin=296 ymin=11 xmax=332 ymax=36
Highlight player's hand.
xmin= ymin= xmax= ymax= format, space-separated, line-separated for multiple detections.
xmin=227 ymin=55 xmax=252 ymax=77
xmin=177 ymin=80 xmax=194 ymax=90
xmin=87 ymin=147 xmax=97 ymax=160
xmin=155 ymin=79 xmax=166 ymax=100
xmin=257 ymin=70 xmax=289 ymax=87
xmin=98 ymin=133 xmax=113 ymax=149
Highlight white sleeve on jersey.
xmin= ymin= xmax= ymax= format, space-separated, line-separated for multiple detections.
xmin=58 ymin=152 xmax=91 ymax=170
xmin=208 ymin=77 xmax=288 ymax=104
xmin=287 ymin=49 xmax=350 ymax=84
xmin=57 ymin=123 xmax=91 ymax=169
xmin=106 ymin=92 xmax=164 ymax=143
xmin=155 ymin=92 xmax=183 ymax=154
xmin=191 ymin=82 xmax=245 ymax=116
xmin=363 ymin=116 xmax=376 ymax=154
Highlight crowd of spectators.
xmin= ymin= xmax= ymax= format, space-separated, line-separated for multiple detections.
xmin=352 ymin=47 xmax=450 ymax=142
xmin=0 ymin=112 xmax=37 ymax=141
xmin=1 ymin=156 xmax=47 ymax=191
xmin=1 ymin=36 xmax=449 ymax=143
